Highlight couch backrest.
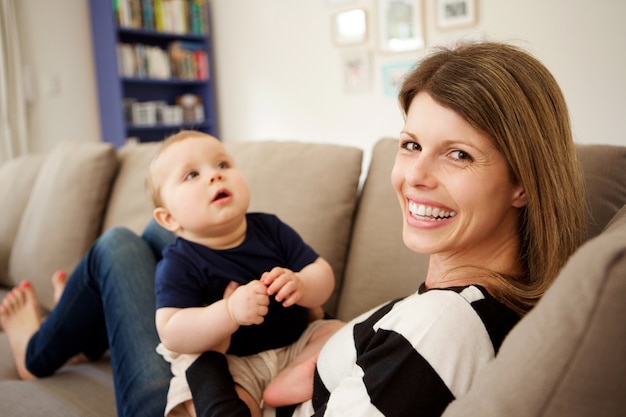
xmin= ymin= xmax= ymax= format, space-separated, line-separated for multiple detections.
xmin=337 ymin=139 xmax=626 ymax=321
xmin=577 ymin=144 xmax=626 ymax=241
xmin=0 ymin=142 xmax=118 ymax=311
xmin=101 ymin=140 xmax=363 ymax=317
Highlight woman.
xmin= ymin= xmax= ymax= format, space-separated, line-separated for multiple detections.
xmin=0 ymin=41 xmax=586 ymax=417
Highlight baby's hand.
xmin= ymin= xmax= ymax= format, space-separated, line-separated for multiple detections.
xmin=261 ymin=267 xmax=303 ymax=308
xmin=225 ymin=281 xmax=269 ymax=326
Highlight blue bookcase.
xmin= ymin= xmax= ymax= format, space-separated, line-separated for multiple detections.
xmin=88 ymin=0 xmax=218 ymax=147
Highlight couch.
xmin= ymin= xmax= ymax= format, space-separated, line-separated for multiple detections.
xmin=0 ymin=138 xmax=624 ymax=416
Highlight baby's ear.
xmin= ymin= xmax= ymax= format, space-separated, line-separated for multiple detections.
xmin=153 ymin=207 xmax=180 ymax=232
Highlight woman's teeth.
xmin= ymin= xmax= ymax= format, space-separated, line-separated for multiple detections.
xmin=408 ymin=201 xmax=456 ymax=220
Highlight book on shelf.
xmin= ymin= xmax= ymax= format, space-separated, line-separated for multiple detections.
xmin=115 ymin=0 xmax=210 ymax=35
xmin=168 ymin=41 xmax=209 ymax=80
xmin=117 ymin=40 xmax=208 ymax=80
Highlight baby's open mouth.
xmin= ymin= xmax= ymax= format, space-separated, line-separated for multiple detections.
xmin=212 ymin=190 xmax=231 ymax=202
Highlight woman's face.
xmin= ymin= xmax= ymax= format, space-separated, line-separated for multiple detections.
xmin=391 ymin=92 xmax=526 ymax=267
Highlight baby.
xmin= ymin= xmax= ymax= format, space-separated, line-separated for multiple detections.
xmin=147 ymin=130 xmax=343 ymax=417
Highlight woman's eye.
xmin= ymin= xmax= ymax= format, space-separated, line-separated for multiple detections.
xmin=402 ymin=141 xmax=421 ymax=152
xmin=450 ymin=150 xmax=472 ymax=161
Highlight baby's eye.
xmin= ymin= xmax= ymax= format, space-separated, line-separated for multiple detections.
xmin=184 ymin=171 xmax=199 ymax=181
xmin=217 ymin=162 xmax=229 ymax=170
xmin=450 ymin=150 xmax=472 ymax=161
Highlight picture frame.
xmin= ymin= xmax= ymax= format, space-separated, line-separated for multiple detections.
xmin=342 ymin=48 xmax=371 ymax=93
xmin=381 ymin=61 xmax=416 ymax=96
xmin=436 ymin=0 xmax=477 ymax=30
xmin=332 ymin=8 xmax=368 ymax=46
xmin=378 ymin=0 xmax=425 ymax=53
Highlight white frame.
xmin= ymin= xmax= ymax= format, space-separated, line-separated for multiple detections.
xmin=436 ymin=0 xmax=477 ymax=30
xmin=332 ymin=9 xmax=368 ymax=46
xmin=378 ymin=0 xmax=425 ymax=53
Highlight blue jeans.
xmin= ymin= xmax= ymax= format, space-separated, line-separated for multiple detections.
xmin=25 ymin=220 xmax=175 ymax=417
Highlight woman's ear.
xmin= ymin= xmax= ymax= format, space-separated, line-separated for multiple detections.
xmin=512 ymin=185 xmax=527 ymax=208
xmin=153 ymin=207 xmax=180 ymax=233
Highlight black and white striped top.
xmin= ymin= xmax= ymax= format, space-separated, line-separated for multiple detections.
xmin=300 ymin=284 xmax=519 ymax=417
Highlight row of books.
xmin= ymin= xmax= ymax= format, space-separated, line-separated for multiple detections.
xmin=115 ymin=0 xmax=210 ymax=35
xmin=117 ymin=41 xmax=209 ymax=80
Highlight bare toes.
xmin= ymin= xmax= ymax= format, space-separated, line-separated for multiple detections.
xmin=51 ymin=271 xmax=67 ymax=304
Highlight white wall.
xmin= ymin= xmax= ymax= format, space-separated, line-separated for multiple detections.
xmin=14 ymin=0 xmax=100 ymax=153
xmin=14 ymin=0 xmax=626 ymax=158
xmin=210 ymin=0 xmax=626 ymax=155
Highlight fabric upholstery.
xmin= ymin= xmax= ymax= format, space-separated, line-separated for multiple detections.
xmin=102 ymin=142 xmax=160 ymax=234
xmin=576 ymin=144 xmax=626 ymax=241
xmin=8 ymin=142 xmax=118 ymax=311
xmin=0 ymin=154 xmax=45 ymax=286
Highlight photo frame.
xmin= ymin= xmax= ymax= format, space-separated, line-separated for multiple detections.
xmin=332 ymin=9 xmax=368 ymax=46
xmin=378 ymin=0 xmax=425 ymax=53
xmin=342 ymin=48 xmax=371 ymax=93
xmin=381 ymin=61 xmax=416 ymax=97
xmin=436 ymin=0 xmax=477 ymax=29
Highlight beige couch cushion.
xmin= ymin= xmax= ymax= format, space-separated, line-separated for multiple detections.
xmin=576 ymin=144 xmax=626 ymax=241
xmin=337 ymin=138 xmax=428 ymax=321
xmin=0 ymin=154 xmax=45 ymax=286
xmin=443 ymin=204 xmax=626 ymax=417
xmin=102 ymin=142 xmax=160 ymax=234
xmin=8 ymin=142 xmax=118 ymax=311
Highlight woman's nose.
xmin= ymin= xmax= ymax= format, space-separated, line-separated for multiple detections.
xmin=406 ymin=154 xmax=436 ymax=188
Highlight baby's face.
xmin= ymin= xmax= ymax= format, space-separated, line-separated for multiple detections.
xmin=153 ymin=135 xmax=250 ymax=240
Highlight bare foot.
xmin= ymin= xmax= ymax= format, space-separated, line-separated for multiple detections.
xmin=51 ymin=270 xmax=67 ymax=305
xmin=0 ymin=281 xmax=41 ymax=380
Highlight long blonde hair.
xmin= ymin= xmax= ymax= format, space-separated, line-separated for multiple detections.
xmin=399 ymin=42 xmax=586 ymax=315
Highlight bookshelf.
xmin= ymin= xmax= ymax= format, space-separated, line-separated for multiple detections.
xmin=88 ymin=0 xmax=218 ymax=147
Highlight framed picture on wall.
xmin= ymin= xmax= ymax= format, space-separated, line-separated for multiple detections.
xmin=381 ymin=61 xmax=416 ymax=96
xmin=378 ymin=0 xmax=425 ymax=53
xmin=332 ymin=8 xmax=368 ymax=45
xmin=342 ymin=48 xmax=371 ymax=93
xmin=436 ymin=0 xmax=477 ymax=29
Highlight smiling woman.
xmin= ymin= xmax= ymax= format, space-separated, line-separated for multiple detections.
xmin=393 ymin=91 xmax=528 ymax=292
xmin=398 ymin=42 xmax=586 ymax=316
